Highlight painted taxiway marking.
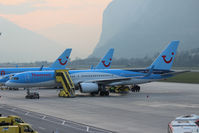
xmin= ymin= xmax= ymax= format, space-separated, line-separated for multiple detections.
xmin=134 ymin=101 xmax=199 ymax=108
xmin=11 ymin=108 xmax=16 ymax=111
xmin=42 ymin=116 xmax=46 ymax=119
xmin=62 ymin=120 xmax=65 ymax=125
xmin=86 ymin=126 xmax=89 ymax=132
xmin=2 ymin=104 xmax=113 ymax=133
xmin=38 ymin=126 xmax=46 ymax=130
xmin=25 ymin=112 xmax=29 ymax=115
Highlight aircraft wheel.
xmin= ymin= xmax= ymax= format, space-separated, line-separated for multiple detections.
xmin=137 ymin=86 xmax=140 ymax=92
xmin=100 ymin=91 xmax=105 ymax=96
xmin=135 ymin=85 xmax=140 ymax=92
xmin=90 ymin=92 xmax=96 ymax=96
xmin=105 ymin=91 xmax=109 ymax=96
xmin=131 ymin=87 xmax=135 ymax=92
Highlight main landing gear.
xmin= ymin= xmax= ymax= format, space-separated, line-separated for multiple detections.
xmin=90 ymin=86 xmax=110 ymax=96
xmin=131 ymin=85 xmax=140 ymax=92
xmin=90 ymin=91 xmax=109 ymax=96
xmin=98 ymin=85 xmax=109 ymax=96
xmin=100 ymin=91 xmax=109 ymax=96
xmin=25 ymin=89 xmax=40 ymax=99
xmin=90 ymin=90 xmax=109 ymax=97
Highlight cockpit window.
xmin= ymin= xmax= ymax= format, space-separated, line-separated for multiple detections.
xmin=13 ymin=77 xmax=19 ymax=80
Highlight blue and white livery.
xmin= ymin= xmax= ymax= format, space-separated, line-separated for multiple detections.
xmin=0 ymin=48 xmax=72 ymax=84
xmin=5 ymin=41 xmax=183 ymax=95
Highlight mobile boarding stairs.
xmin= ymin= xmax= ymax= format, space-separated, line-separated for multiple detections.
xmin=55 ymin=70 xmax=75 ymax=98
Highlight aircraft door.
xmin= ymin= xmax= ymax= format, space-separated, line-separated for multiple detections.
xmin=25 ymin=74 xmax=31 ymax=83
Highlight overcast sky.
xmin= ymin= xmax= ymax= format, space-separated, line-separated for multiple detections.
xmin=0 ymin=0 xmax=112 ymax=60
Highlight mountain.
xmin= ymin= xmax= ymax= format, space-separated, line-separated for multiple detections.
xmin=91 ymin=0 xmax=199 ymax=59
xmin=0 ymin=17 xmax=64 ymax=63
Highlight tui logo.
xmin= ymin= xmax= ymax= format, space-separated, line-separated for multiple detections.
xmin=102 ymin=58 xmax=112 ymax=67
xmin=1 ymin=70 xmax=5 ymax=76
xmin=162 ymin=52 xmax=174 ymax=64
xmin=58 ymin=56 xmax=68 ymax=65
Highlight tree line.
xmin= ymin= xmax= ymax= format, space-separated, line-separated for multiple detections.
xmin=70 ymin=48 xmax=199 ymax=68
xmin=0 ymin=48 xmax=198 ymax=68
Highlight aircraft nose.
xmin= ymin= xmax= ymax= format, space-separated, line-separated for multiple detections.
xmin=0 ymin=79 xmax=4 ymax=84
xmin=0 ymin=78 xmax=7 ymax=84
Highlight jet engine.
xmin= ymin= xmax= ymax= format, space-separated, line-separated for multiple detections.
xmin=79 ymin=83 xmax=99 ymax=93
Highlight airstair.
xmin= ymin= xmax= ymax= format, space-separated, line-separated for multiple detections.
xmin=55 ymin=70 xmax=75 ymax=98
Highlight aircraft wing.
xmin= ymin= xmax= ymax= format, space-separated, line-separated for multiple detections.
xmin=81 ymin=77 xmax=139 ymax=85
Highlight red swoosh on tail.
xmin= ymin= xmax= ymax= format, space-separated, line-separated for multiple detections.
xmin=162 ymin=52 xmax=174 ymax=64
xmin=1 ymin=70 xmax=5 ymax=75
xmin=58 ymin=56 xmax=68 ymax=65
xmin=102 ymin=58 xmax=112 ymax=67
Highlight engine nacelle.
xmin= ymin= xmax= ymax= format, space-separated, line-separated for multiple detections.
xmin=79 ymin=83 xmax=99 ymax=93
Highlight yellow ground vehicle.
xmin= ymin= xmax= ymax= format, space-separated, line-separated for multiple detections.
xmin=109 ymin=86 xmax=130 ymax=94
xmin=0 ymin=115 xmax=37 ymax=133
xmin=0 ymin=115 xmax=24 ymax=126
xmin=0 ymin=123 xmax=37 ymax=133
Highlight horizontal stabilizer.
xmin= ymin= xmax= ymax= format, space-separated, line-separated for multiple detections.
xmin=160 ymin=70 xmax=190 ymax=76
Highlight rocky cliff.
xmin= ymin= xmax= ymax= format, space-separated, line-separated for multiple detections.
xmin=91 ymin=0 xmax=199 ymax=59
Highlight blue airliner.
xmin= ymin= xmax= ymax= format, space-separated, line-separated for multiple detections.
xmin=5 ymin=41 xmax=182 ymax=96
xmin=0 ymin=49 xmax=72 ymax=84
xmin=0 ymin=48 xmax=114 ymax=85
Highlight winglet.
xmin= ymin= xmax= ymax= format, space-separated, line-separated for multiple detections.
xmin=90 ymin=65 xmax=94 ymax=69
xmin=50 ymin=48 xmax=72 ymax=69
xmin=40 ymin=65 xmax=44 ymax=71
xmin=95 ymin=48 xmax=114 ymax=69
